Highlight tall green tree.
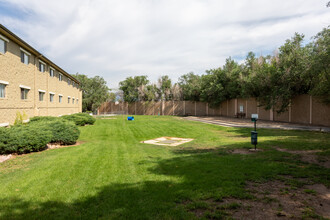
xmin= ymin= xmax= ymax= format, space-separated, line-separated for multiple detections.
xmin=119 ymin=76 xmax=149 ymax=102
xmin=75 ymin=74 xmax=110 ymax=112
xmin=309 ymin=26 xmax=330 ymax=104
xmin=108 ymin=92 xmax=117 ymax=102
xmin=200 ymin=68 xmax=227 ymax=106
xmin=178 ymin=72 xmax=202 ymax=101
xmin=157 ymin=75 xmax=172 ymax=100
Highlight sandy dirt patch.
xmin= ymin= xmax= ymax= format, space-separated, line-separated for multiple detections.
xmin=275 ymin=147 xmax=330 ymax=168
xmin=229 ymin=148 xmax=263 ymax=155
xmin=187 ymin=180 xmax=330 ymax=219
xmin=0 ymin=154 xmax=12 ymax=163
xmin=142 ymin=137 xmax=194 ymax=146
xmin=46 ymin=141 xmax=84 ymax=149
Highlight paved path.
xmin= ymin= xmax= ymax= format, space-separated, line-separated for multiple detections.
xmin=183 ymin=116 xmax=330 ymax=132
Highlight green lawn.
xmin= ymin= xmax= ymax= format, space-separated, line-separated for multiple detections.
xmin=0 ymin=116 xmax=329 ymax=219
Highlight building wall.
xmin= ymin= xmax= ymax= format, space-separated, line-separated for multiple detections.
xmin=0 ymin=32 xmax=82 ymax=125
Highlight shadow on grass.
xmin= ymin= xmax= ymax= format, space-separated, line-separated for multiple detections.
xmin=1 ymin=141 xmax=329 ymax=219
xmin=221 ymin=126 xmax=330 ymax=151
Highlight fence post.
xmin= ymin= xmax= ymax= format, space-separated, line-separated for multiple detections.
xmin=162 ymin=100 xmax=164 ymax=116
xmin=245 ymin=100 xmax=248 ymax=118
xmin=183 ymin=101 xmax=186 ymax=116
xmin=195 ymin=102 xmax=197 ymax=116
xmin=309 ymin=96 xmax=312 ymax=124
xmin=143 ymin=101 xmax=145 ymax=115
xmin=270 ymin=108 xmax=274 ymax=121
xmin=206 ymin=103 xmax=208 ymax=116
xmin=234 ymin=99 xmax=238 ymax=116
xmin=288 ymin=101 xmax=291 ymax=122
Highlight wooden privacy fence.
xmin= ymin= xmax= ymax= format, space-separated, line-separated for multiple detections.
xmin=98 ymin=95 xmax=330 ymax=127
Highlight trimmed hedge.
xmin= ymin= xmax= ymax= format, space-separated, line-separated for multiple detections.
xmin=36 ymin=120 xmax=80 ymax=145
xmin=61 ymin=113 xmax=96 ymax=126
xmin=0 ymin=116 xmax=82 ymax=154
xmin=0 ymin=124 xmax=52 ymax=154
xmin=29 ymin=116 xmax=59 ymax=123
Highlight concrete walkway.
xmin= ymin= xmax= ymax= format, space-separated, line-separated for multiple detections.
xmin=183 ymin=116 xmax=330 ymax=132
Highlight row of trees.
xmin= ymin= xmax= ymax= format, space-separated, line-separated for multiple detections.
xmin=119 ymin=26 xmax=329 ymax=113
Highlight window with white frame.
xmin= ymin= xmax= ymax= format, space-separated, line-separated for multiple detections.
xmin=0 ymin=83 xmax=7 ymax=98
xmin=39 ymin=60 xmax=46 ymax=72
xmin=59 ymin=95 xmax=62 ymax=103
xmin=77 ymin=98 xmax=79 ymax=104
xmin=39 ymin=91 xmax=45 ymax=101
xmin=49 ymin=93 xmax=55 ymax=102
xmin=0 ymin=34 xmax=9 ymax=54
xmin=68 ymin=97 xmax=71 ymax=103
xmin=20 ymin=48 xmax=30 ymax=65
xmin=59 ymin=73 xmax=63 ymax=81
xmin=20 ymin=88 xmax=29 ymax=100
xmin=72 ymin=98 xmax=75 ymax=104
xmin=49 ymin=67 xmax=54 ymax=77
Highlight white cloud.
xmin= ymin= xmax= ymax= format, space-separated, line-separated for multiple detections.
xmin=0 ymin=0 xmax=329 ymax=88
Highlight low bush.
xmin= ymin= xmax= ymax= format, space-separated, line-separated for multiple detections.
xmin=0 ymin=117 xmax=81 ymax=154
xmin=29 ymin=116 xmax=59 ymax=123
xmin=61 ymin=113 xmax=95 ymax=126
xmin=0 ymin=124 xmax=52 ymax=154
xmin=37 ymin=120 xmax=80 ymax=145
xmin=74 ymin=113 xmax=96 ymax=125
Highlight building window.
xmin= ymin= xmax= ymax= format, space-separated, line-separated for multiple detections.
xmin=68 ymin=97 xmax=71 ymax=103
xmin=59 ymin=74 xmax=63 ymax=81
xmin=0 ymin=39 xmax=6 ymax=54
xmin=59 ymin=95 xmax=62 ymax=103
xmin=0 ymin=35 xmax=8 ymax=54
xmin=20 ymin=48 xmax=30 ymax=65
xmin=0 ymin=83 xmax=6 ymax=98
xmin=39 ymin=61 xmax=46 ymax=72
xmin=50 ymin=68 xmax=54 ymax=77
xmin=50 ymin=93 xmax=54 ymax=102
xmin=77 ymin=99 xmax=79 ymax=104
xmin=68 ymin=79 xmax=71 ymax=85
xmin=21 ymin=88 xmax=29 ymax=100
xmin=39 ymin=92 xmax=44 ymax=101
xmin=72 ymin=98 xmax=75 ymax=104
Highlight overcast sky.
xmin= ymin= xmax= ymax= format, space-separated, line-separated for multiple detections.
xmin=0 ymin=0 xmax=329 ymax=88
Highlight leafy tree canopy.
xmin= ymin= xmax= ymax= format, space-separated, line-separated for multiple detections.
xmin=75 ymin=74 xmax=110 ymax=112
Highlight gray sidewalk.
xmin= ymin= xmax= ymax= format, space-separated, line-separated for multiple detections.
xmin=183 ymin=116 xmax=330 ymax=132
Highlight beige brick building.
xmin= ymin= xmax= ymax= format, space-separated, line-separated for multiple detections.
xmin=0 ymin=24 xmax=82 ymax=126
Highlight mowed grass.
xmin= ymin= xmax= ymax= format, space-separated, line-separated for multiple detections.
xmin=0 ymin=116 xmax=329 ymax=219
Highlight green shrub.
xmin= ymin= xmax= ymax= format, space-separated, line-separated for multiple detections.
xmin=29 ymin=116 xmax=59 ymax=122
xmin=0 ymin=124 xmax=52 ymax=154
xmin=74 ymin=113 xmax=96 ymax=125
xmin=61 ymin=115 xmax=86 ymax=126
xmin=61 ymin=113 xmax=95 ymax=126
xmin=0 ymin=117 xmax=81 ymax=154
xmin=37 ymin=120 xmax=80 ymax=145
